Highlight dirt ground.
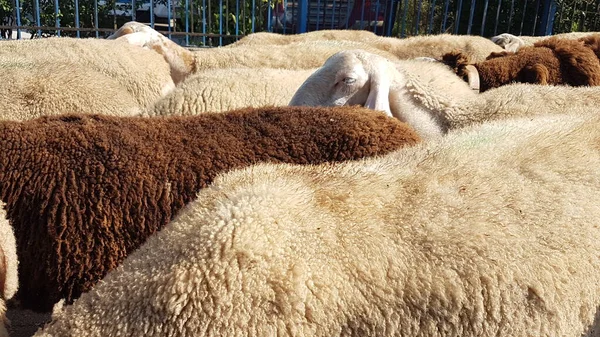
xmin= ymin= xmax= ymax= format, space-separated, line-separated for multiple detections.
xmin=6 ymin=308 xmax=51 ymax=337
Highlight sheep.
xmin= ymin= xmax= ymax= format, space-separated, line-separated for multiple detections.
xmin=0 ymin=203 xmax=17 ymax=337
xmin=0 ymin=59 xmax=141 ymax=121
xmin=146 ymin=67 xmax=317 ymax=116
xmin=442 ymin=35 xmax=600 ymax=92
xmin=33 ymin=110 xmax=600 ymax=337
xmin=290 ymin=49 xmax=600 ymax=139
xmin=0 ymin=36 xmax=175 ymax=110
xmin=492 ymin=31 xmax=600 ymax=52
xmin=0 ymin=106 xmax=419 ymax=312
xmin=228 ymin=29 xmax=379 ymax=46
xmin=108 ymin=21 xmax=402 ymax=84
xmin=227 ymin=27 xmax=503 ymax=62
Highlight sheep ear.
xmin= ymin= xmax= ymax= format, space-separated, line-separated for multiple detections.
xmin=521 ymin=64 xmax=549 ymax=85
xmin=365 ymin=69 xmax=392 ymax=117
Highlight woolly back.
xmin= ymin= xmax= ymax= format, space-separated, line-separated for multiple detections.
xmin=0 ymin=105 xmax=419 ymax=311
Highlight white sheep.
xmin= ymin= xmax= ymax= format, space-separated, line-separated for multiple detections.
xmin=0 ymin=36 xmax=175 ymax=111
xmin=231 ymin=28 xmax=503 ymax=62
xmin=0 ymin=58 xmax=141 ymax=121
xmin=229 ymin=29 xmax=378 ymax=46
xmin=0 ymin=202 xmax=18 ymax=337
xmin=34 ymin=110 xmax=600 ymax=337
xmin=491 ymin=32 xmax=600 ymax=52
xmin=289 ymin=49 xmax=600 ymax=139
xmin=108 ymin=21 xmax=401 ymax=84
xmin=146 ymin=67 xmax=316 ymax=116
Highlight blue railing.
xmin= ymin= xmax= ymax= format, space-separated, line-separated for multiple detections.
xmin=0 ymin=0 xmax=598 ymax=45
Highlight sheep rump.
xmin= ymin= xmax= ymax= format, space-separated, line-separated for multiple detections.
xmin=0 ymin=37 xmax=174 ymax=111
xmin=0 ymin=106 xmax=419 ymax=312
xmin=147 ymin=68 xmax=316 ymax=116
xmin=34 ymin=111 xmax=600 ymax=336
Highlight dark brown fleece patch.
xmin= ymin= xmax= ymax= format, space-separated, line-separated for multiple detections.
xmin=443 ymin=36 xmax=600 ymax=92
xmin=0 ymin=106 xmax=419 ymax=311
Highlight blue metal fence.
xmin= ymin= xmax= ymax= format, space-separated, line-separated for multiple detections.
xmin=0 ymin=0 xmax=598 ymax=45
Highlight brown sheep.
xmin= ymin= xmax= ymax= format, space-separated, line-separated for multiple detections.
xmin=443 ymin=35 xmax=600 ymax=92
xmin=0 ymin=106 xmax=420 ymax=312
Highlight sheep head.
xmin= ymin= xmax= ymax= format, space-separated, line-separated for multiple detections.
xmin=289 ymin=50 xmax=395 ymax=117
xmin=108 ymin=21 xmax=197 ymax=84
xmin=441 ymin=51 xmax=481 ymax=92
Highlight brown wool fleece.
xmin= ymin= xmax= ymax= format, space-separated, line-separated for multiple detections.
xmin=0 ymin=106 xmax=419 ymax=312
xmin=443 ymin=35 xmax=600 ymax=92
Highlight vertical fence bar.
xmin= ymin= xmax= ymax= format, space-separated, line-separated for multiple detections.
xmin=34 ymin=0 xmax=41 ymax=36
xmin=54 ymin=0 xmax=60 ymax=36
xmin=373 ymin=0 xmax=380 ymax=32
xmin=267 ymin=0 xmax=272 ymax=31
xmin=131 ymin=0 xmax=135 ymax=20
xmin=93 ymin=0 xmax=98 ymax=37
xmin=331 ymin=0 xmax=337 ymax=29
xmin=518 ymin=0 xmax=527 ymax=34
xmin=453 ymin=0 xmax=463 ymax=34
xmin=507 ymin=0 xmax=515 ymax=32
xmin=493 ymin=0 xmax=501 ymax=35
xmin=219 ymin=0 xmax=223 ymax=45
xmin=74 ymin=0 xmax=80 ymax=37
xmin=202 ymin=0 xmax=206 ymax=45
xmin=251 ymin=0 xmax=255 ymax=32
xmin=531 ymin=0 xmax=540 ymax=33
xmin=167 ymin=0 xmax=172 ymax=39
xmin=386 ymin=0 xmax=397 ymax=36
xmin=414 ymin=0 xmax=422 ymax=34
xmin=345 ymin=0 xmax=351 ymax=28
xmin=466 ymin=0 xmax=475 ymax=34
xmin=14 ymin=0 xmax=22 ymax=39
xmin=359 ymin=0 xmax=365 ymax=29
xmin=315 ymin=0 xmax=320 ymax=29
xmin=235 ymin=0 xmax=239 ymax=36
xmin=297 ymin=0 xmax=307 ymax=32
xmin=441 ymin=0 xmax=450 ymax=32
xmin=185 ymin=0 xmax=189 ymax=45
xmin=427 ymin=0 xmax=437 ymax=34
xmin=400 ymin=0 xmax=408 ymax=36
xmin=149 ymin=0 xmax=154 ymax=27
xmin=480 ymin=0 xmax=489 ymax=35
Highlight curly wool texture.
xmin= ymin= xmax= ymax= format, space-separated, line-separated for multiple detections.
xmin=0 ymin=106 xmax=419 ymax=312
xmin=0 ymin=59 xmax=140 ymax=121
xmin=0 ymin=37 xmax=174 ymax=110
xmin=35 ymin=112 xmax=600 ymax=337
xmin=0 ymin=202 xmax=17 ymax=337
xmin=443 ymin=35 xmax=600 ymax=92
xmin=233 ymin=31 xmax=503 ymax=63
xmin=229 ymin=29 xmax=379 ymax=46
xmin=147 ymin=68 xmax=317 ymax=116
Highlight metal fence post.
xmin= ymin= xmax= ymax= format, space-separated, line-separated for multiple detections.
xmin=537 ymin=0 xmax=556 ymax=35
xmin=297 ymin=0 xmax=308 ymax=33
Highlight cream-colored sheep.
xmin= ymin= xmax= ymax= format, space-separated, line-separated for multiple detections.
xmin=0 ymin=58 xmax=141 ymax=121
xmin=34 ymin=110 xmax=600 ymax=337
xmin=290 ymin=49 xmax=600 ymax=139
xmin=0 ymin=202 xmax=18 ymax=337
xmin=108 ymin=21 xmax=400 ymax=84
xmin=491 ymin=32 xmax=600 ymax=52
xmin=0 ymin=36 xmax=175 ymax=109
xmin=146 ymin=67 xmax=316 ymax=116
xmin=229 ymin=29 xmax=378 ymax=46
xmin=231 ymin=29 xmax=503 ymax=62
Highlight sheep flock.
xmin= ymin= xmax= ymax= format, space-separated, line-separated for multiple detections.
xmin=1 ymin=21 xmax=600 ymax=337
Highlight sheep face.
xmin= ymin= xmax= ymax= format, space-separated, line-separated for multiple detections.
xmin=289 ymin=50 xmax=393 ymax=117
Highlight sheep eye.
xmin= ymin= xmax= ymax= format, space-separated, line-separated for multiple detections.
xmin=343 ymin=77 xmax=356 ymax=85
